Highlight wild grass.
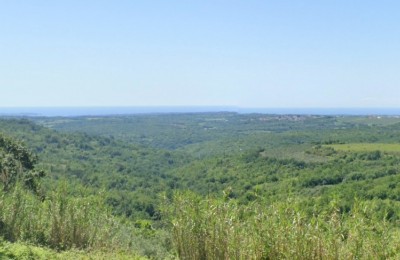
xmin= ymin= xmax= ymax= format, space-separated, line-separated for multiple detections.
xmin=0 ymin=183 xmax=120 ymax=250
xmin=0 ymin=239 xmax=147 ymax=260
xmin=164 ymin=191 xmax=400 ymax=259
xmin=0 ymin=182 xmax=176 ymax=259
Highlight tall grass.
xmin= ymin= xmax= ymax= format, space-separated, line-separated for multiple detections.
xmin=0 ymin=182 xmax=176 ymax=259
xmin=164 ymin=191 xmax=400 ymax=259
xmin=0 ymin=183 xmax=120 ymax=250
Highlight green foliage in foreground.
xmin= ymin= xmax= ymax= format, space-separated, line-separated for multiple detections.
xmin=0 ymin=239 xmax=146 ymax=260
xmin=0 ymin=184 xmax=117 ymax=250
xmin=0 ymin=183 xmax=175 ymax=259
xmin=165 ymin=192 xmax=400 ymax=260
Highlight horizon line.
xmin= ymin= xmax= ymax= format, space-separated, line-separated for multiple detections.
xmin=1 ymin=106 xmax=400 ymax=117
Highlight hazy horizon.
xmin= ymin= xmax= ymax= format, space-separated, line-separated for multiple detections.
xmin=1 ymin=106 xmax=400 ymax=117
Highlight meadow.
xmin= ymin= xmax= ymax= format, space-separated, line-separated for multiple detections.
xmin=326 ymin=143 xmax=400 ymax=153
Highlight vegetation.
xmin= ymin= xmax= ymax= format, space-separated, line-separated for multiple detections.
xmin=165 ymin=192 xmax=400 ymax=259
xmin=1 ymin=113 xmax=400 ymax=258
xmin=0 ymin=134 xmax=45 ymax=193
xmin=326 ymin=143 xmax=400 ymax=153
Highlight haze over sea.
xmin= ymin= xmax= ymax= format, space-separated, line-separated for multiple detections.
xmin=1 ymin=107 xmax=400 ymax=117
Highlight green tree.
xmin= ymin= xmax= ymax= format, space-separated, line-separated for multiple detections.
xmin=0 ymin=134 xmax=45 ymax=193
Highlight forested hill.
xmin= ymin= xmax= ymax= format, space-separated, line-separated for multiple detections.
xmin=0 ymin=118 xmax=190 ymax=219
xmin=2 ymin=114 xmax=400 ymax=216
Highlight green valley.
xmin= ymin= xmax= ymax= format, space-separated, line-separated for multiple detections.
xmin=1 ymin=113 xmax=400 ymax=259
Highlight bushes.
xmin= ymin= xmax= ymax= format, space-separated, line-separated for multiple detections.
xmin=302 ymin=174 xmax=344 ymax=188
xmin=0 ymin=239 xmax=146 ymax=260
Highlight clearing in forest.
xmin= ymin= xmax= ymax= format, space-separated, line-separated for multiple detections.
xmin=326 ymin=143 xmax=400 ymax=153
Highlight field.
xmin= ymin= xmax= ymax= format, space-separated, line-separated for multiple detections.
xmin=326 ymin=143 xmax=400 ymax=153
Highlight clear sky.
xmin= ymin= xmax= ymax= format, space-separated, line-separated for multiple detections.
xmin=1 ymin=1 xmax=399 ymax=108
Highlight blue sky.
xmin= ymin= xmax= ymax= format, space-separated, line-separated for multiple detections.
xmin=1 ymin=1 xmax=399 ymax=108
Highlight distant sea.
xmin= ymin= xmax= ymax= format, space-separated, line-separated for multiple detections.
xmin=0 ymin=107 xmax=400 ymax=117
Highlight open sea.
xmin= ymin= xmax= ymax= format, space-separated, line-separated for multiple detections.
xmin=0 ymin=107 xmax=400 ymax=117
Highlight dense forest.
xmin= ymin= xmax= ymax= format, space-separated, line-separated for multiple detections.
xmin=1 ymin=113 xmax=400 ymax=259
